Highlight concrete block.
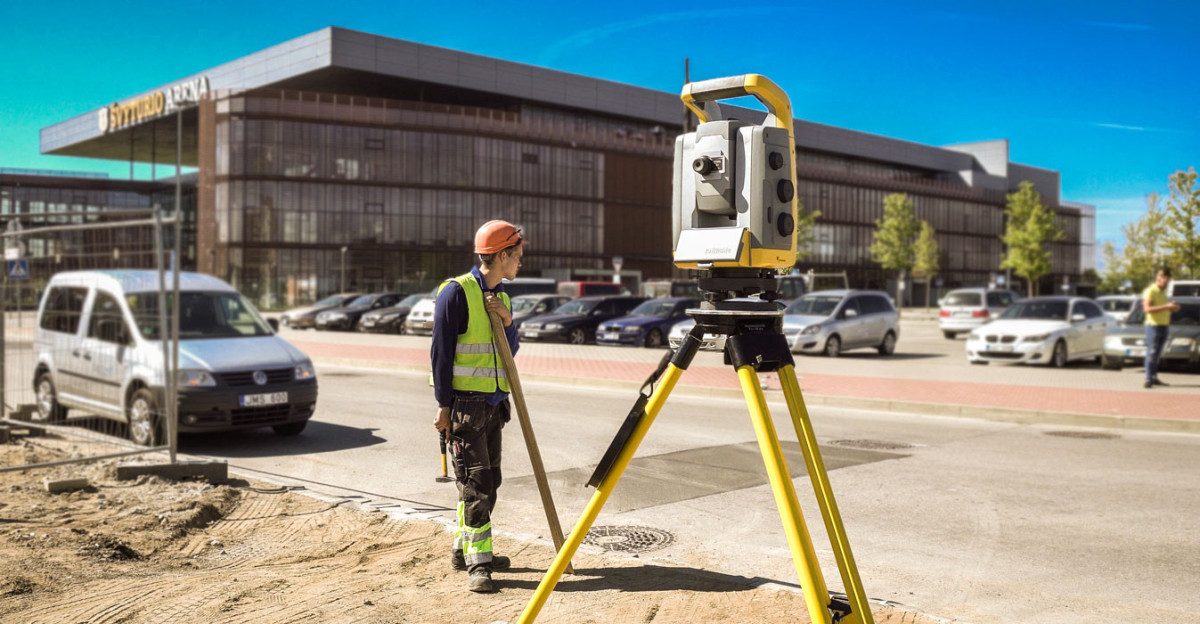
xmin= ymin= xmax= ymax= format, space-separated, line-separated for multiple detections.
xmin=116 ymin=461 xmax=228 ymax=484
xmin=44 ymin=477 xmax=89 ymax=493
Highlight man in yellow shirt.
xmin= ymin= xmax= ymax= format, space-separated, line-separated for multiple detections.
xmin=1142 ymin=268 xmax=1180 ymax=389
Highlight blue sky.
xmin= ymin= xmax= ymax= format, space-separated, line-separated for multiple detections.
xmin=1 ymin=1 xmax=1196 ymax=252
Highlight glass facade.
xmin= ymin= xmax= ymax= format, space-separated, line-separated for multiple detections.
xmin=203 ymin=89 xmax=675 ymax=309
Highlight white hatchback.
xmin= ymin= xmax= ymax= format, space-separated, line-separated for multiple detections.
xmin=965 ymin=296 xmax=1112 ymax=367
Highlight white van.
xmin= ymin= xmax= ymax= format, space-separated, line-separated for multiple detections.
xmin=33 ymin=271 xmax=318 ymax=445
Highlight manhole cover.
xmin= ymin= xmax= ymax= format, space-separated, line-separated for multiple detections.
xmin=583 ymin=525 xmax=675 ymax=554
xmin=1044 ymin=430 xmax=1120 ymax=440
xmin=830 ymin=439 xmax=913 ymax=451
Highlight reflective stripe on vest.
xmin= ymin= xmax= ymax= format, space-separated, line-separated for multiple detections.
xmin=438 ymin=273 xmax=511 ymax=394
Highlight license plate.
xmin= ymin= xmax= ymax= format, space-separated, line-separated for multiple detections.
xmin=240 ymin=392 xmax=288 ymax=407
xmin=524 ymin=330 xmax=538 ymax=338
xmin=606 ymin=332 xmax=619 ymax=340
xmin=954 ymin=311 xmax=971 ymax=317
xmin=1126 ymin=348 xmax=1145 ymax=357
xmin=362 ymin=320 xmax=375 ymax=327
xmin=987 ymin=344 xmax=1012 ymax=352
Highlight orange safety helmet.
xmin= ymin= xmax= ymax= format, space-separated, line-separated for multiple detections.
xmin=474 ymin=220 xmax=523 ymax=254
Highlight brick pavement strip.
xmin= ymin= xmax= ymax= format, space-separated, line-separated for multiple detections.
xmin=290 ymin=339 xmax=1199 ymax=433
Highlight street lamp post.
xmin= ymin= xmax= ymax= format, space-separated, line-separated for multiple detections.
xmin=340 ymin=246 xmax=348 ymax=292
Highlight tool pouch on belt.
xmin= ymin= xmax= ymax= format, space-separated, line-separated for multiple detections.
xmin=450 ymin=395 xmax=490 ymax=436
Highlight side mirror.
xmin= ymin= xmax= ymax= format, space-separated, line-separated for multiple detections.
xmin=843 ymin=308 xmax=858 ymax=319
xmin=1071 ymin=313 xmax=1086 ymax=323
xmin=267 ymin=318 xmax=280 ymax=331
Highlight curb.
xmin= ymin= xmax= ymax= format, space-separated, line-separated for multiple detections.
xmin=311 ymin=356 xmax=1200 ymax=436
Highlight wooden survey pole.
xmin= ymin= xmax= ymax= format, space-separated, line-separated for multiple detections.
xmin=488 ymin=311 xmax=573 ymax=575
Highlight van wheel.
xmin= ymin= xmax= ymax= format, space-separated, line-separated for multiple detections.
xmin=127 ymin=388 xmax=160 ymax=447
xmin=273 ymin=421 xmax=307 ymax=436
xmin=644 ymin=329 xmax=663 ymax=349
xmin=942 ymin=331 xmax=957 ymax=339
xmin=824 ymin=335 xmax=842 ymax=358
xmin=877 ymin=332 xmax=896 ymax=355
xmin=34 ymin=373 xmax=68 ymax=423
xmin=568 ymin=328 xmax=587 ymax=345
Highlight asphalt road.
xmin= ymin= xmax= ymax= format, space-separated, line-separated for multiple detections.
xmin=177 ymin=364 xmax=1200 ymax=624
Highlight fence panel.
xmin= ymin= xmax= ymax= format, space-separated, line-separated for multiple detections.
xmin=1 ymin=209 xmax=180 ymax=472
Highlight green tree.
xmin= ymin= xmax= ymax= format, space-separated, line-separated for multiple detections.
xmin=1118 ymin=193 xmax=1170 ymax=290
xmin=911 ymin=221 xmax=940 ymax=308
xmin=1164 ymin=167 xmax=1200 ymax=277
xmin=1000 ymin=181 xmax=1064 ymax=297
xmin=870 ymin=193 xmax=919 ymax=313
xmin=1098 ymin=240 xmax=1127 ymax=293
xmin=793 ymin=198 xmax=821 ymax=262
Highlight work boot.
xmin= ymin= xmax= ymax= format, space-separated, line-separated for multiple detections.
xmin=1144 ymin=380 xmax=1154 ymax=389
xmin=467 ymin=568 xmax=495 ymax=593
xmin=452 ymin=551 xmax=510 ymax=571
xmin=1153 ymin=378 xmax=1169 ymax=387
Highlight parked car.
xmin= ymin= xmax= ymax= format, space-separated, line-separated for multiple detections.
xmin=557 ymin=281 xmax=629 ymax=298
xmin=667 ymin=317 xmax=726 ymax=352
xmin=641 ymin=280 xmax=699 ymax=298
xmin=32 ymin=271 xmax=318 ymax=445
xmin=965 ymin=296 xmax=1111 ymax=367
xmin=783 ymin=290 xmax=899 ymax=357
xmin=520 ymin=296 xmax=647 ymax=345
xmin=596 ymin=297 xmax=700 ymax=348
xmin=404 ymin=296 xmax=438 ymax=335
xmin=279 ymin=293 xmax=363 ymax=329
xmin=1168 ymin=280 xmax=1200 ymax=297
xmin=776 ymin=274 xmax=808 ymax=303
xmin=1096 ymin=295 xmax=1140 ymax=324
xmin=1101 ymin=297 xmax=1200 ymax=371
xmin=500 ymin=278 xmax=558 ymax=297
xmin=316 ymin=292 xmax=406 ymax=331
xmin=359 ymin=294 xmax=430 ymax=334
xmin=511 ymin=294 xmax=572 ymax=328
xmin=938 ymin=288 xmax=1020 ymax=339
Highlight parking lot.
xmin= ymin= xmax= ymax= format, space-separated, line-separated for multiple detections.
xmin=274 ymin=311 xmax=1200 ymax=428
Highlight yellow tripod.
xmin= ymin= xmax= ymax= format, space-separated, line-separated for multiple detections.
xmin=516 ymin=304 xmax=874 ymax=624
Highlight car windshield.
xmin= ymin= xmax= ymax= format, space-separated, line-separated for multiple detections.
xmin=943 ymin=292 xmax=983 ymax=307
xmin=1099 ymin=298 xmax=1135 ymax=312
xmin=1125 ymin=302 xmax=1200 ymax=326
xmin=554 ymin=299 xmax=599 ymax=315
xmin=999 ymin=301 xmax=1069 ymax=321
xmin=129 ymin=291 xmax=273 ymax=340
xmin=511 ymin=298 xmax=540 ymax=314
xmin=395 ymin=294 xmax=425 ymax=308
xmin=629 ymin=300 xmax=680 ymax=317
xmin=786 ymin=295 xmax=842 ymax=317
xmin=350 ymin=294 xmax=382 ymax=308
xmin=314 ymin=294 xmax=350 ymax=307
xmin=1174 ymin=284 xmax=1200 ymax=297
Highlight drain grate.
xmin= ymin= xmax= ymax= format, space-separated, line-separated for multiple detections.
xmin=830 ymin=439 xmax=913 ymax=451
xmin=1044 ymin=430 xmax=1120 ymax=440
xmin=583 ymin=525 xmax=675 ymax=554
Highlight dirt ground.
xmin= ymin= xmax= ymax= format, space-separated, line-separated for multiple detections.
xmin=1 ymin=435 xmax=943 ymax=624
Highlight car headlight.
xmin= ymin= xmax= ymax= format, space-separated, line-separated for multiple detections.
xmin=178 ymin=370 xmax=216 ymax=388
xmin=801 ymin=325 xmax=821 ymax=336
xmin=623 ymin=326 xmax=642 ymax=333
xmin=1022 ymin=334 xmax=1051 ymax=343
xmin=1170 ymin=337 xmax=1195 ymax=348
xmin=294 ymin=362 xmax=316 ymax=380
xmin=545 ymin=323 xmax=562 ymax=331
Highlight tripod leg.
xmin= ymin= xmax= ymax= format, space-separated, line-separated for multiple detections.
xmin=516 ymin=363 xmax=687 ymax=624
xmin=778 ymin=365 xmax=873 ymax=624
xmin=736 ymin=365 xmax=833 ymax=624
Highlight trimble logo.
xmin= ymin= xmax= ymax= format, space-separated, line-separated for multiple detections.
xmin=704 ymin=247 xmax=733 ymax=255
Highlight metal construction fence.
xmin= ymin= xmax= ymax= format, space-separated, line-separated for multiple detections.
xmin=0 ymin=208 xmax=181 ymax=473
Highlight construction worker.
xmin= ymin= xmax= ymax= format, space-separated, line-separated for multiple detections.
xmin=432 ymin=219 xmax=523 ymax=593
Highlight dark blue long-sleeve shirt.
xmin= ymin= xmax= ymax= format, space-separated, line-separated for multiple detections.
xmin=432 ymin=266 xmax=520 ymax=408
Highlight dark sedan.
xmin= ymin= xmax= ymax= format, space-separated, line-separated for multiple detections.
xmin=1102 ymin=297 xmax=1200 ymax=371
xmin=519 ymin=296 xmax=648 ymax=345
xmin=359 ymin=294 xmax=430 ymax=334
xmin=511 ymin=294 xmax=571 ymax=328
xmin=279 ymin=293 xmax=363 ymax=329
xmin=596 ymin=297 xmax=700 ymax=348
xmin=315 ymin=292 xmax=407 ymax=331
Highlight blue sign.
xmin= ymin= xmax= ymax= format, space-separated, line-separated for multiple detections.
xmin=7 ymin=259 xmax=28 ymax=280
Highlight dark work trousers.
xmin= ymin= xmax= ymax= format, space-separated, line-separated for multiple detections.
xmin=1145 ymin=325 xmax=1170 ymax=382
xmin=450 ymin=396 xmax=508 ymax=572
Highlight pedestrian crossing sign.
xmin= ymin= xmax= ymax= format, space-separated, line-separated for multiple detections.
xmin=7 ymin=259 xmax=29 ymax=280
